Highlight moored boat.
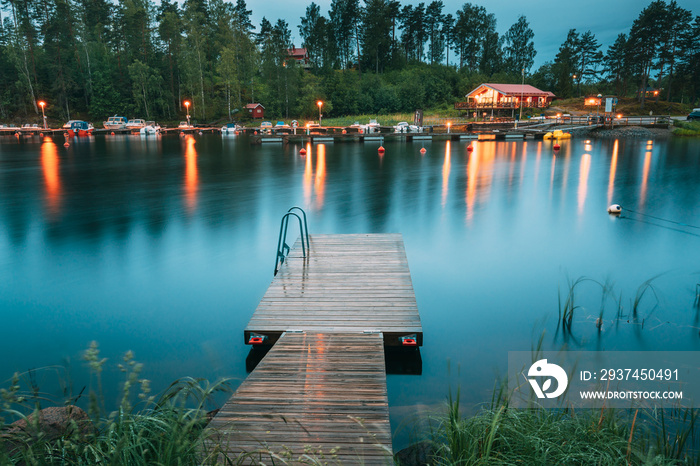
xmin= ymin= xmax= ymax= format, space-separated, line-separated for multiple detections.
xmin=221 ymin=122 xmax=241 ymax=135
xmin=103 ymin=115 xmax=128 ymax=130
xmin=125 ymin=119 xmax=146 ymax=131
xmin=67 ymin=121 xmax=94 ymax=137
xmin=139 ymin=121 xmax=161 ymax=135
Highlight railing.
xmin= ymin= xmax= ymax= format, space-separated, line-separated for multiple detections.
xmin=274 ymin=207 xmax=309 ymax=276
xmin=455 ymin=102 xmax=549 ymax=110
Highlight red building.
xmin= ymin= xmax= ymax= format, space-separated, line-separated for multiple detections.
xmin=456 ymin=83 xmax=555 ymax=110
xmin=287 ymin=47 xmax=310 ymax=69
xmin=246 ymin=103 xmax=265 ymax=119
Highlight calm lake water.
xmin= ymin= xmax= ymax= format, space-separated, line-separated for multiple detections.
xmin=1 ymin=133 xmax=699 ymax=447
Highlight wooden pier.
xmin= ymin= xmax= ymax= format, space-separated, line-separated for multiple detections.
xmin=209 ymin=233 xmax=421 ymax=464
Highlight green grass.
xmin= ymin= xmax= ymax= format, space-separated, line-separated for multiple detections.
xmin=426 ymin=389 xmax=698 ymax=465
xmin=673 ymin=120 xmax=700 ymax=136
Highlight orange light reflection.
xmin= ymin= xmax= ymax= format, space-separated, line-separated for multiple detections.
xmin=441 ymin=141 xmax=451 ymax=208
xmin=314 ymin=144 xmax=326 ymax=209
xmin=607 ymin=140 xmax=619 ymax=205
xmin=640 ymin=150 xmax=652 ymax=206
xmin=41 ymin=138 xmax=61 ymax=217
xmin=184 ymin=135 xmax=198 ymax=213
xmin=303 ymin=143 xmax=313 ymax=207
xmin=578 ymin=154 xmax=591 ymax=214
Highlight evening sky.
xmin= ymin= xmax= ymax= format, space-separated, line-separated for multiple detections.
xmin=251 ymin=0 xmax=700 ymax=69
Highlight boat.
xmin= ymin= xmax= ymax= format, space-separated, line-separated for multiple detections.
xmin=178 ymin=121 xmax=192 ymax=129
xmin=62 ymin=120 xmax=81 ymax=129
xmin=139 ymin=121 xmax=161 ymax=135
xmin=367 ymin=119 xmax=380 ymax=133
xmin=125 ymin=119 xmax=146 ymax=131
xmin=221 ymin=122 xmax=241 ymax=135
xmin=67 ymin=121 xmax=94 ymax=137
xmin=103 ymin=115 xmax=128 ymax=130
xmin=543 ymin=129 xmax=572 ymax=140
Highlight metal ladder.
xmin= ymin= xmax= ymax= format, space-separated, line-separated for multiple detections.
xmin=274 ymin=207 xmax=309 ymax=276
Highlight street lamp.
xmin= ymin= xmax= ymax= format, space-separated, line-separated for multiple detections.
xmin=317 ymin=101 xmax=323 ymax=126
xmin=38 ymin=101 xmax=46 ymax=129
xmin=184 ymin=100 xmax=191 ymax=126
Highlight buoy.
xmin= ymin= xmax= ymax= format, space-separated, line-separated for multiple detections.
xmin=467 ymin=145 xmax=473 ymax=152
xmin=420 ymin=147 xmax=426 ymax=154
xmin=553 ymin=143 xmax=561 ymax=150
xmin=234 ymin=131 xmax=239 ymax=135
xmin=299 ymin=148 xmax=307 ymax=155
xmin=40 ymin=132 xmax=44 ymax=137
xmin=198 ymin=131 xmax=203 ymax=135
xmin=254 ymin=131 xmax=258 ymax=135
xmin=359 ymin=129 xmax=363 ymax=134
xmin=111 ymin=131 xmax=115 ymax=135
xmin=63 ymin=142 xmax=69 ymax=147
xmin=378 ymin=146 xmax=385 ymax=154
xmin=342 ymin=129 xmax=346 ymax=134
xmin=607 ymin=204 xmax=622 ymax=214
xmin=180 ymin=131 xmax=185 ymax=137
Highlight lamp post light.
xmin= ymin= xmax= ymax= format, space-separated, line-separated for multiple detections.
xmin=184 ymin=100 xmax=191 ymax=126
xmin=38 ymin=101 xmax=46 ymax=129
xmin=317 ymin=101 xmax=323 ymax=126
xmin=447 ymin=122 xmax=451 ymax=133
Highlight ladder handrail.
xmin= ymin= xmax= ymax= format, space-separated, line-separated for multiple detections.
xmin=274 ymin=208 xmax=309 ymax=276
xmin=287 ymin=206 xmax=309 ymax=250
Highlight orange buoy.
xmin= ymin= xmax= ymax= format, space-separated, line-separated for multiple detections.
xmin=378 ymin=146 xmax=385 ymax=154
xmin=180 ymin=131 xmax=185 ymax=137
xmin=359 ymin=129 xmax=364 ymax=134
xmin=111 ymin=132 xmax=115 ymax=135
xmin=254 ymin=131 xmax=258 ymax=135
xmin=553 ymin=143 xmax=561 ymax=150
xmin=300 ymin=148 xmax=307 ymax=155
xmin=420 ymin=147 xmax=426 ymax=154
xmin=467 ymin=145 xmax=473 ymax=152
xmin=40 ymin=132 xmax=44 ymax=137
xmin=63 ymin=142 xmax=69 ymax=147
xmin=198 ymin=131 xmax=203 ymax=135
xmin=342 ymin=129 xmax=346 ymax=134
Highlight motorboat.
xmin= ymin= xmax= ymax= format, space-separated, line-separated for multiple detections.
xmin=103 ymin=116 xmax=128 ymax=130
xmin=394 ymin=122 xmax=419 ymax=133
xmin=221 ymin=123 xmax=241 ymax=135
xmin=125 ymin=119 xmax=146 ymax=131
xmin=139 ymin=121 xmax=161 ymax=134
xmin=67 ymin=121 xmax=94 ymax=137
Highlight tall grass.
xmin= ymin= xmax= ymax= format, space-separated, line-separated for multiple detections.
xmin=427 ymin=388 xmax=698 ymax=465
xmin=0 ymin=343 xmax=232 ymax=465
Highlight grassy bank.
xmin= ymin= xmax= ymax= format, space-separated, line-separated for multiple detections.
xmin=2 ymin=343 xmax=698 ymax=464
xmin=673 ymin=120 xmax=700 ymax=136
xmin=423 ymin=388 xmax=698 ymax=465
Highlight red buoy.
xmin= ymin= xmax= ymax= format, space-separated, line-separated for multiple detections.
xmin=63 ymin=142 xmax=69 ymax=147
xmin=180 ymin=132 xmax=185 ymax=137
xmin=299 ymin=148 xmax=307 ymax=155
xmin=342 ymin=129 xmax=346 ymax=134
xmin=378 ymin=146 xmax=385 ymax=154
xmin=420 ymin=147 xmax=426 ymax=154
xmin=40 ymin=133 xmax=44 ymax=137
xmin=111 ymin=132 xmax=115 ymax=135
xmin=467 ymin=145 xmax=473 ymax=152
xmin=553 ymin=143 xmax=561 ymax=151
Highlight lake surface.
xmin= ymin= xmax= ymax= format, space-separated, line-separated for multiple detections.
xmin=1 ymin=133 xmax=699 ymax=447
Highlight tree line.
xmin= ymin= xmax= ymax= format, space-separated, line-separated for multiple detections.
xmin=0 ymin=0 xmax=697 ymax=123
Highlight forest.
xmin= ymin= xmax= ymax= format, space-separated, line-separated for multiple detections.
xmin=0 ymin=0 xmax=698 ymax=123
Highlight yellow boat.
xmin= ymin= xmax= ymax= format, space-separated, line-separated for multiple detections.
xmin=543 ymin=130 xmax=571 ymax=140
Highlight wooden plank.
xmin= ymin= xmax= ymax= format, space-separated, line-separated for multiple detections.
xmin=208 ymin=332 xmax=393 ymax=465
xmin=245 ymin=234 xmax=422 ymax=343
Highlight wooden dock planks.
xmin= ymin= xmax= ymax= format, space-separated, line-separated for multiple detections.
xmin=208 ymin=332 xmax=393 ymax=465
xmin=245 ymin=234 xmax=422 ymax=346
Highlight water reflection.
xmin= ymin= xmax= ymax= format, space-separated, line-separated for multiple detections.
xmin=465 ymin=144 xmax=479 ymax=222
xmin=315 ymin=144 xmax=326 ymax=210
xmin=303 ymin=143 xmax=313 ymax=207
xmin=441 ymin=141 xmax=451 ymax=208
xmin=578 ymin=154 xmax=591 ymax=214
xmin=608 ymin=140 xmax=619 ymax=205
xmin=40 ymin=137 xmax=61 ymax=218
xmin=184 ymin=135 xmax=198 ymax=213
xmin=640 ymin=150 xmax=652 ymax=207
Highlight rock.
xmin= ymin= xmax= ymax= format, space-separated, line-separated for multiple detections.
xmin=395 ymin=440 xmax=435 ymax=465
xmin=2 ymin=406 xmax=94 ymax=456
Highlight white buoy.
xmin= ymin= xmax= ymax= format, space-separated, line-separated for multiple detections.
xmin=607 ymin=204 xmax=622 ymax=214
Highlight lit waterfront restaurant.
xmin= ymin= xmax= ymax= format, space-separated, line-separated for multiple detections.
xmin=456 ymin=83 xmax=556 ymax=111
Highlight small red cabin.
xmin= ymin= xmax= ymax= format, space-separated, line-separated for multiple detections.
xmin=246 ymin=103 xmax=265 ymax=119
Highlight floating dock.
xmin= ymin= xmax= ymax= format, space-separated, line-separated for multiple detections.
xmin=209 ymin=233 xmax=421 ymax=464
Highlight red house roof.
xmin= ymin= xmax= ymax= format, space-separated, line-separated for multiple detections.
xmin=467 ymin=83 xmax=555 ymax=98
xmin=245 ymin=103 xmax=265 ymax=109
xmin=287 ymin=47 xmax=308 ymax=59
